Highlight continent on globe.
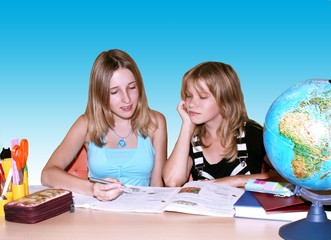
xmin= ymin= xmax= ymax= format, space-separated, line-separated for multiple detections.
xmin=264 ymin=79 xmax=331 ymax=191
xmin=279 ymin=111 xmax=330 ymax=180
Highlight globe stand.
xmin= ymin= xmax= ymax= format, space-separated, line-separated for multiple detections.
xmin=279 ymin=186 xmax=331 ymax=240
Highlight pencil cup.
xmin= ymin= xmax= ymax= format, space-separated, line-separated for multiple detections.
xmin=0 ymin=191 xmax=12 ymax=217
xmin=13 ymin=184 xmax=25 ymax=200
xmin=0 ymin=198 xmax=10 ymax=217
xmin=5 ymin=191 xmax=13 ymax=201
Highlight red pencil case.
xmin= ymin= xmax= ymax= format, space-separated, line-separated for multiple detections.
xmin=4 ymin=188 xmax=74 ymax=224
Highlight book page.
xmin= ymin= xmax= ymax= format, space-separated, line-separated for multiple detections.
xmin=73 ymin=181 xmax=244 ymax=217
xmin=164 ymin=181 xmax=244 ymax=217
xmin=74 ymin=186 xmax=180 ymax=213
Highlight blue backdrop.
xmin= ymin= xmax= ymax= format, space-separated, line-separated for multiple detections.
xmin=1 ymin=0 xmax=330 ymax=184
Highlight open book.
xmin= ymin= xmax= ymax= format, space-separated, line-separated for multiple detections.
xmin=73 ymin=181 xmax=244 ymax=217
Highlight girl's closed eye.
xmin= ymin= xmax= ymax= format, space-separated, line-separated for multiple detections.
xmin=198 ymin=91 xmax=211 ymax=100
xmin=128 ymin=82 xmax=137 ymax=90
xmin=184 ymin=92 xmax=192 ymax=99
xmin=110 ymin=90 xmax=118 ymax=95
xmin=199 ymin=96 xmax=208 ymax=100
xmin=110 ymin=86 xmax=119 ymax=95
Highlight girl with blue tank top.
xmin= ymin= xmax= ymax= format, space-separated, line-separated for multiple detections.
xmin=88 ymin=132 xmax=155 ymax=186
xmin=41 ymin=49 xmax=167 ymax=201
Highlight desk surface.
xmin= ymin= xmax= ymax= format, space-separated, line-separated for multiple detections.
xmin=1 ymin=208 xmax=285 ymax=240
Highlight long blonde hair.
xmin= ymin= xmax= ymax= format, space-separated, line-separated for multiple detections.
xmin=181 ymin=61 xmax=248 ymax=161
xmin=85 ymin=49 xmax=156 ymax=146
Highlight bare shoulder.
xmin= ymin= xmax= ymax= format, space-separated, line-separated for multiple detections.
xmin=151 ymin=110 xmax=166 ymax=126
xmin=68 ymin=114 xmax=90 ymax=142
xmin=151 ymin=110 xmax=167 ymax=131
xmin=148 ymin=110 xmax=167 ymax=139
xmin=75 ymin=114 xmax=88 ymax=127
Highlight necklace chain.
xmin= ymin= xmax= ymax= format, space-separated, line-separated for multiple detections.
xmin=110 ymin=128 xmax=133 ymax=148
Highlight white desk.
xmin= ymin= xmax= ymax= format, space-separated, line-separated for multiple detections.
xmin=1 ymin=208 xmax=285 ymax=240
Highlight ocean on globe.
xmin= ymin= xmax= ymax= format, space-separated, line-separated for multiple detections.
xmin=264 ymin=79 xmax=331 ymax=191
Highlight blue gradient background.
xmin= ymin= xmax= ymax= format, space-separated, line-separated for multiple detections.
xmin=1 ymin=1 xmax=330 ymax=184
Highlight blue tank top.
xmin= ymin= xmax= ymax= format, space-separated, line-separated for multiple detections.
xmin=87 ymin=134 xmax=155 ymax=186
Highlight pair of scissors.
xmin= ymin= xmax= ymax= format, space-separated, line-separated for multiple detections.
xmin=12 ymin=139 xmax=29 ymax=171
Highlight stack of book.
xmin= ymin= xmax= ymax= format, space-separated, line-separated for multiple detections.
xmin=234 ymin=191 xmax=331 ymax=222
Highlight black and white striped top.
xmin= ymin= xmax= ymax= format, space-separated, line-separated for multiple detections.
xmin=190 ymin=120 xmax=266 ymax=180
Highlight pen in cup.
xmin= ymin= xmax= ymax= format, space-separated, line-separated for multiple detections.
xmin=89 ymin=177 xmax=132 ymax=193
xmin=1 ymin=168 xmax=12 ymax=200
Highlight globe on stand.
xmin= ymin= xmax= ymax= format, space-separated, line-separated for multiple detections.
xmin=264 ymin=79 xmax=331 ymax=240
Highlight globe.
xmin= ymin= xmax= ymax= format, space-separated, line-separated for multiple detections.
xmin=264 ymin=78 xmax=331 ymax=191
xmin=263 ymin=78 xmax=331 ymax=240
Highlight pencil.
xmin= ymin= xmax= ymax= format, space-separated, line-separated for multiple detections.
xmin=88 ymin=177 xmax=132 ymax=193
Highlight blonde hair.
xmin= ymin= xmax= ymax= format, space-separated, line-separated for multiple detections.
xmin=85 ymin=49 xmax=157 ymax=146
xmin=181 ymin=61 xmax=248 ymax=161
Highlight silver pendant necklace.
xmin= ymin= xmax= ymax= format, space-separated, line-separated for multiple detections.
xmin=110 ymin=128 xmax=133 ymax=148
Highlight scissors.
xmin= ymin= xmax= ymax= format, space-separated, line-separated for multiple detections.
xmin=12 ymin=139 xmax=29 ymax=171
